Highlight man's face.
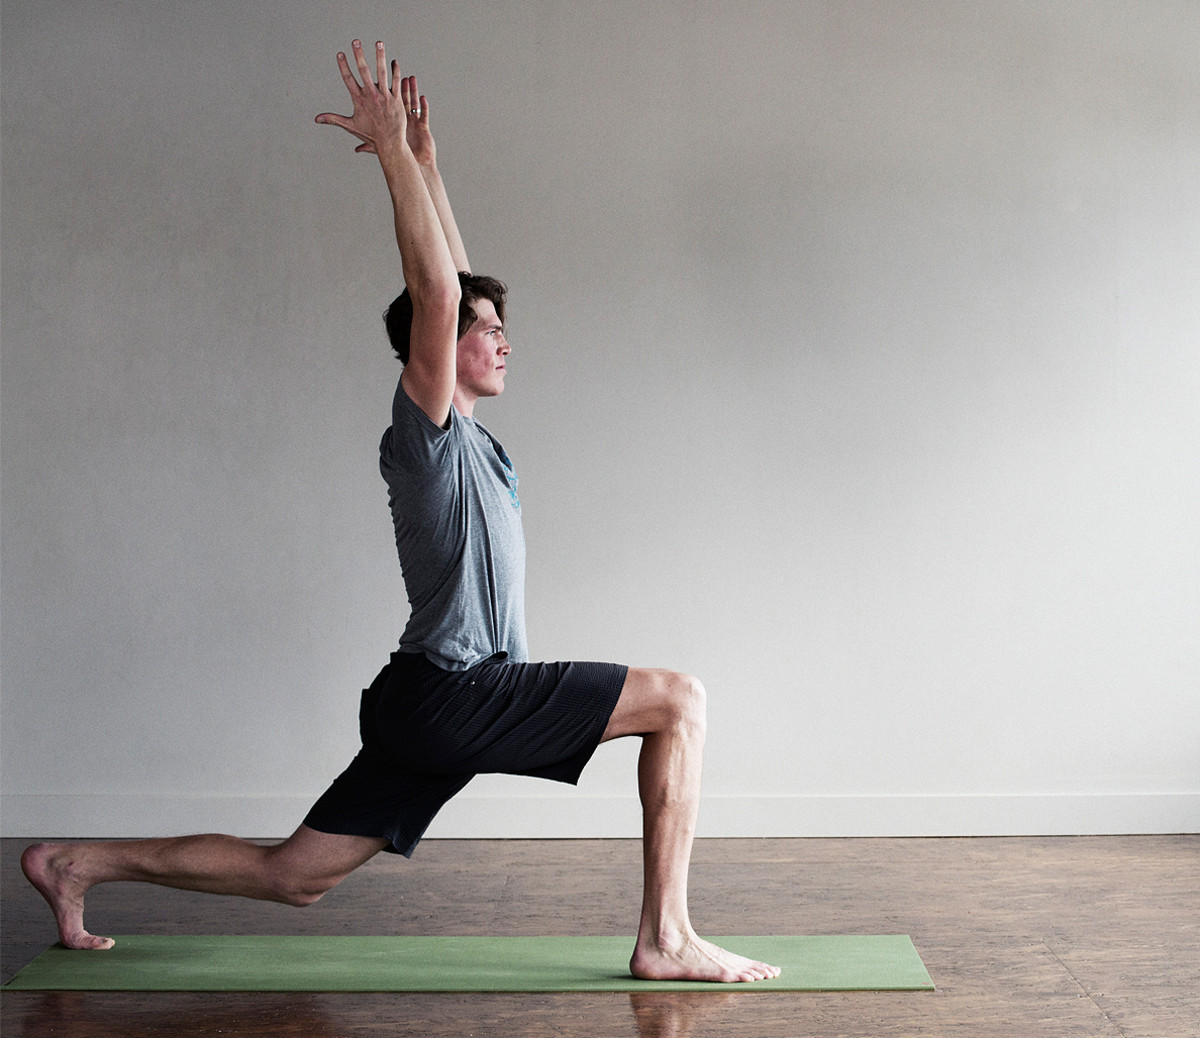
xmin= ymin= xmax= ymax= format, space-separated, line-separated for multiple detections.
xmin=456 ymin=297 xmax=510 ymax=401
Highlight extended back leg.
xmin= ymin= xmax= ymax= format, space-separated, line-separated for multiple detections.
xmin=22 ymin=825 xmax=387 ymax=949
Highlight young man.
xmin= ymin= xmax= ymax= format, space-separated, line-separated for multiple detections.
xmin=21 ymin=40 xmax=779 ymax=984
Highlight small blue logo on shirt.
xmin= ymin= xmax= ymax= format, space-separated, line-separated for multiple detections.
xmin=496 ymin=446 xmax=521 ymax=509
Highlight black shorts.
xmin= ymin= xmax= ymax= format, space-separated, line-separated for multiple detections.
xmin=303 ymin=651 xmax=628 ymax=857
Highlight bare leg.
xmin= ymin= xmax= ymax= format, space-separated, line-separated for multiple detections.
xmin=601 ymin=669 xmax=780 ymax=983
xmin=21 ymin=825 xmax=387 ymax=950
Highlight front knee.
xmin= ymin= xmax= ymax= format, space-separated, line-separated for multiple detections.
xmin=667 ymin=672 xmax=707 ymax=739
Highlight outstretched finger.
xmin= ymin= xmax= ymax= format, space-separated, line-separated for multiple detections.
xmin=351 ymin=39 xmax=372 ymax=89
xmin=315 ymin=111 xmax=353 ymax=132
xmin=418 ymin=94 xmax=429 ymax=125
xmin=404 ymin=78 xmax=421 ymax=118
xmin=335 ymin=50 xmax=360 ymax=94
xmin=374 ymin=40 xmax=388 ymax=91
xmin=314 ymin=112 xmax=374 ymax=152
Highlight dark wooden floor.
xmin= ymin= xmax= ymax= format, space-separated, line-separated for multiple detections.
xmin=2 ymin=835 xmax=1197 ymax=1036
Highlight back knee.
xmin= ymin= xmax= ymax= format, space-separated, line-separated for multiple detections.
xmin=273 ymin=876 xmax=337 ymax=908
xmin=263 ymin=851 xmax=344 ymax=908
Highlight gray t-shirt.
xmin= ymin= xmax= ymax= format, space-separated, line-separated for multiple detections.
xmin=380 ymin=378 xmax=528 ymax=670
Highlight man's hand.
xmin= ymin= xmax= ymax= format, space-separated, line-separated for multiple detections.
xmin=401 ymin=76 xmax=437 ymax=169
xmin=315 ymin=40 xmax=408 ymax=159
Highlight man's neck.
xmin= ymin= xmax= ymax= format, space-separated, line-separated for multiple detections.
xmin=452 ymin=387 xmax=477 ymax=419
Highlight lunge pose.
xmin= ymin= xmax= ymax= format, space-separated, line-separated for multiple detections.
xmin=22 ymin=40 xmax=779 ymax=984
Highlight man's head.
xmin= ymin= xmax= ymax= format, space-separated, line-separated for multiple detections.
xmin=384 ymin=273 xmax=508 ymax=365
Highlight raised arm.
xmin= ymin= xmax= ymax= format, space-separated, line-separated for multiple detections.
xmin=316 ymin=40 xmax=460 ymax=426
xmin=400 ymin=76 xmax=470 ymax=274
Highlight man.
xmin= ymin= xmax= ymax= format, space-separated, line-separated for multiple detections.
xmin=22 ymin=40 xmax=779 ymax=984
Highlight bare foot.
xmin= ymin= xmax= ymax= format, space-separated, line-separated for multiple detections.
xmin=630 ymin=929 xmax=780 ymax=983
xmin=21 ymin=843 xmax=115 ymax=950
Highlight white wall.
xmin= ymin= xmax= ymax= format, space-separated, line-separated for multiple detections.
xmin=3 ymin=0 xmax=1197 ymax=840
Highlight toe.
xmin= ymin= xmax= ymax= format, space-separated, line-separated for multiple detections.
xmin=64 ymin=932 xmax=114 ymax=951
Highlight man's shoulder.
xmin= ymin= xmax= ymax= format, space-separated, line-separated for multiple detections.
xmin=394 ymin=374 xmax=459 ymax=433
xmin=386 ymin=377 xmax=461 ymax=453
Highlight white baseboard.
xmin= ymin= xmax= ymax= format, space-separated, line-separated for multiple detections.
xmin=3 ymin=793 xmax=1197 ymax=840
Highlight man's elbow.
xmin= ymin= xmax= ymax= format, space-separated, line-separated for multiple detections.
xmin=409 ymin=279 xmax=462 ymax=322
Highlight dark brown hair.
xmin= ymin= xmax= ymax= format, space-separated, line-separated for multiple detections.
xmin=384 ymin=273 xmax=508 ymax=364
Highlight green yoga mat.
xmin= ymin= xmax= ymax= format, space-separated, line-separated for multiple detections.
xmin=3 ymin=935 xmax=932 ymax=992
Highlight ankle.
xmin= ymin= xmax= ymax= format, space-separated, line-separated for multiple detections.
xmin=638 ymin=914 xmax=695 ymax=952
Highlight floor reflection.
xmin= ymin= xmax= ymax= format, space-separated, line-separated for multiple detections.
xmin=11 ymin=986 xmax=749 ymax=1037
xmin=7 ymin=991 xmax=343 ymax=1038
xmin=629 ymin=990 xmax=740 ymax=1038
